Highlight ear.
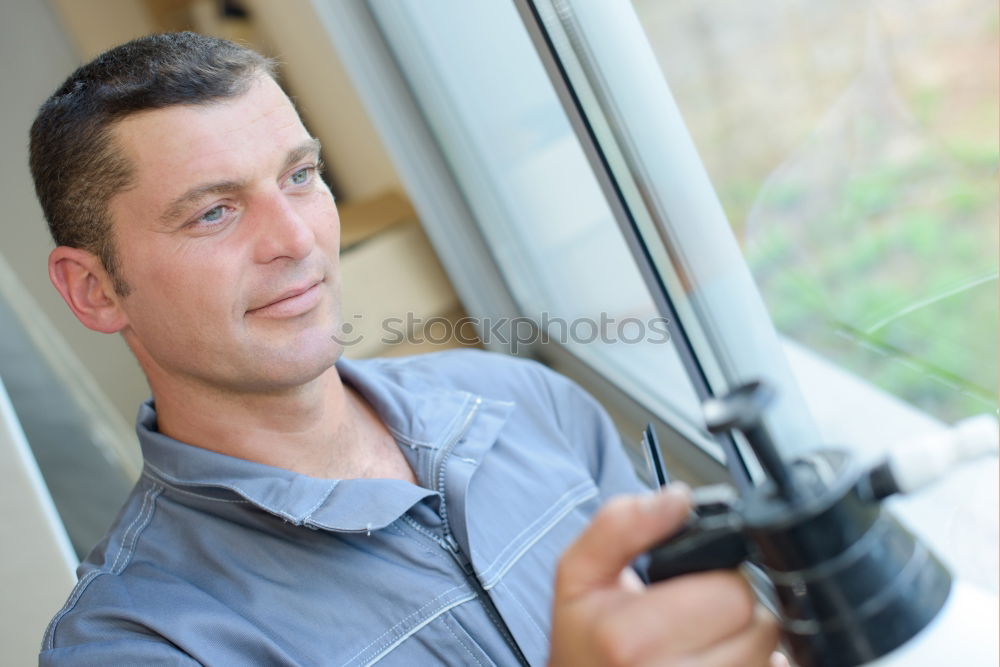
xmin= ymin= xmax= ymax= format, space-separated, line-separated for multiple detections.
xmin=48 ymin=246 xmax=129 ymax=334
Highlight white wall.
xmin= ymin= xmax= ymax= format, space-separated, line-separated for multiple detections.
xmin=0 ymin=377 xmax=76 ymax=665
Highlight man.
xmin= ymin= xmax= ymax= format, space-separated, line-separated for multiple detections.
xmin=32 ymin=32 xmax=781 ymax=665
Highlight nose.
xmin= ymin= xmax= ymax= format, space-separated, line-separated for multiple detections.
xmin=251 ymin=188 xmax=316 ymax=264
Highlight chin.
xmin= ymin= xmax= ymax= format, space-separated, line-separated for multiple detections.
xmin=255 ymin=335 xmax=342 ymax=388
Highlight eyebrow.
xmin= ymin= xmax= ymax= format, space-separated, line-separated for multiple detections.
xmin=157 ymin=137 xmax=322 ymax=226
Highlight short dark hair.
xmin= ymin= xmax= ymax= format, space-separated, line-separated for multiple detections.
xmin=29 ymin=32 xmax=276 ymax=296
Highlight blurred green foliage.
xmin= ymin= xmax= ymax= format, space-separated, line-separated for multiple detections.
xmin=743 ymin=142 xmax=998 ymax=421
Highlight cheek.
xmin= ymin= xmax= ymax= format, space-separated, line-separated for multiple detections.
xmin=307 ymin=189 xmax=341 ymax=248
xmin=128 ymin=248 xmax=244 ymax=335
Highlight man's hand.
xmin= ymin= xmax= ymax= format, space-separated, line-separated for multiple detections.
xmin=548 ymin=485 xmax=787 ymax=666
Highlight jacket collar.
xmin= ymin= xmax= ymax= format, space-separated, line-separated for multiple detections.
xmin=137 ymin=356 xmax=512 ymax=532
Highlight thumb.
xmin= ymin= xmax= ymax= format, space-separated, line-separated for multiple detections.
xmin=556 ymin=484 xmax=691 ymax=600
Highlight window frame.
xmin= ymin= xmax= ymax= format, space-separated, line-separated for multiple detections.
xmin=516 ymin=0 xmax=828 ymax=463
xmin=312 ymin=0 xmax=742 ymax=484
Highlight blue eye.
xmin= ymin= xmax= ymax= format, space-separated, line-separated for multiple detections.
xmin=199 ymin=205 xmax=225 ymax=223
xmin=290 ymin=167 xmax=312 ymax=185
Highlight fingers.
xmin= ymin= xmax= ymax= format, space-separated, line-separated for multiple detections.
xmin=556 ymin=485 xmax=692 ymax=601
xmin=631 ymin=571 xmax=757 ymax=655
xmin=592 ymin=571 xmax=757 ymax=665
xmin=549 ymin=486 xmax=780 ymax=667
xmin=770 ymin=651 xmax=791 ymax=667
xmin=661 ymin=606 xmax=780 ymax=667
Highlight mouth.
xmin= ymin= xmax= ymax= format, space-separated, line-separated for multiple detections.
xmin=247 ymin=279 xmax=324 ymax=319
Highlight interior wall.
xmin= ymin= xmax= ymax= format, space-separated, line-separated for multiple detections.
xmin=49 ymin=0 xmax=155 ymax=59
xmin=242 ymin=0 xmax=403 ymax=201
xmin=0 ymin=0 xmax=150 ymax=428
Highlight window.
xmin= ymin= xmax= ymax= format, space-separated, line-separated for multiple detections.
xmin=634 ymin=0 xmax=999 ymax=424
xmin=315 ymin=0 xmax=997 ymax=592
xmin=525 ymin=0 xmax=997 ymax=593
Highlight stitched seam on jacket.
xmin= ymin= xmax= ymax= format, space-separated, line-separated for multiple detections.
xmin=361 ymin=593 xmax=478 ymax=667
xmin=143 ymin=461 xmax=315 ymax=524
xmin=498 ymin=579 xmax=548 ymax=644
xmin=479 ymin=480 xmax=597 ymax=583
xmin=481 ymin=482 xmax=599 ymax=590
xmin=42 ymin=484 xmax=163 ymax=650
xmin=302 ymin=482 xmax=337 ymax=520
xmin=442 ymin=616 xmax=488 ymax=667
xmin=385 ymin=392 xmax=473 ymax=450
xmin=377 ymin=362 xmax=474 ymax=450
xmin=109 ymin=484 xmax=160 ymax=574
xmin=483 ymin=482 xmax=597 ymax=589
xmin=341 ymin=585 xmax=468 ymax=666
xmin=142 ymin=472 xmax=250 ymax=504
xmin=384 ymin=423 xmax=435 ymax=448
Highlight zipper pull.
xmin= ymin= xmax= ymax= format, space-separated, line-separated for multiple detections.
xmin=443 ymin=532 xmax=475 ymax=576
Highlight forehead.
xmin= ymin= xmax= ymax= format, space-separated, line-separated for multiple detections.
xmin=112 ymin=76 xmax=309 ymax=196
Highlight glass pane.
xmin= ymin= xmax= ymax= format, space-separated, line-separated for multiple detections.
xmin=370 ymin=0 xmax=705 ymax=432
xmin=634 ymin=0 xmax=999 ymax=422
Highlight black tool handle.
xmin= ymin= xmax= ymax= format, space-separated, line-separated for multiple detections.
xmin=647 ymin=514 xmax=749 ymax=582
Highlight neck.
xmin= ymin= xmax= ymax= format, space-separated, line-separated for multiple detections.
xmin=148 ymin=365 xmax=414 ymax=483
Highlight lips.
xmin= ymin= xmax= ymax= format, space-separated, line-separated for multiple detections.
xmin=248 ymin=279 xmax=324 ymax=318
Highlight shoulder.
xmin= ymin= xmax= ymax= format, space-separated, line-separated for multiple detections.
xmin=356 ymin=350 xmax=611 ymax=443
xmin=40 ymin=561 xmax=209 ymax=665
xmin=42 ymin=476 xmax=168 ymax=652
xmin=356 ymin=349 xmax=572 ymax=403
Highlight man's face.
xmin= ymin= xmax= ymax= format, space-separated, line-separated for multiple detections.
xmin=107 ymin=75 xmax=343 ymax=395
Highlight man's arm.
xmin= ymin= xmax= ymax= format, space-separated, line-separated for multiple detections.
xmin=537 ymin=363 xmax=647 ymax=500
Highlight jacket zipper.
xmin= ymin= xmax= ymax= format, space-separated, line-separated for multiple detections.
xmin=433 ymin=396 xmax=482 ymax=532
xmin=407 ymin=394 xmax=531 ymax=666
xmin=441 ymin=531 xmax=531 ymax=667
xmin=400 ymin=514 xmax=531 ymax=667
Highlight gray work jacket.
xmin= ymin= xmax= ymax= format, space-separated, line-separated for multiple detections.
xmin=40 ymin=350 xmax=645 ymax=666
